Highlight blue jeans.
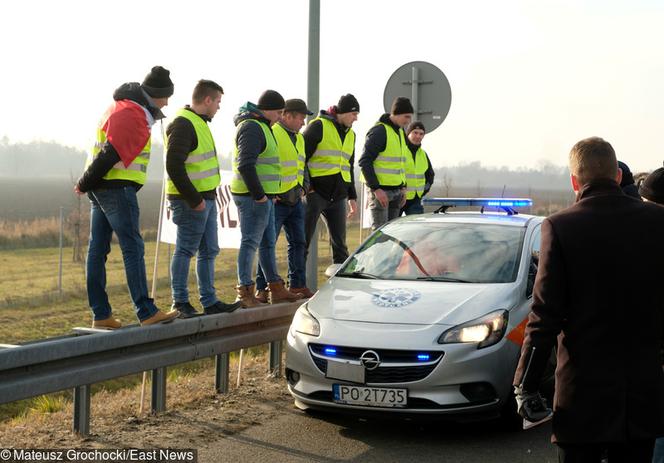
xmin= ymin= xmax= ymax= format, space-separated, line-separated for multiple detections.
xmin=233 ymin=195 xmax=280 ymax=287
xmin=256 ymin=199 xmax=306 ymax=290
xmin=86 ymin=187 xmax=159 ymax=322
xmin=169 ymin=199 xmax=220 ymax=308
xmin=401 ymin=197 xmax=424 ymax=216
xmin=653 ymin=438 xmax=664 ymax=463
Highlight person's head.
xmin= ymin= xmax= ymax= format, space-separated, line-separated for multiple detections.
xmin=281 ymin=98 xmax=313 ymax=132
xmin=389 ymin=97 xmax=414 ymax=128
xmin=406 ymin=121 xmax=426 ymax=145
xmin=141 ymin=66 xmax=174 ymax=109
xmin=191 ymin=79 xmax=224 ymax=119
xmin=568 ymin=137 xmax=621 ymax=193
xmin=335 ymin=94 xmax=360 ymax=128
xmin=257 ymin=89 xmax=285 ymax=125
xmin=639 ymin=168 xmax=664 ymax=205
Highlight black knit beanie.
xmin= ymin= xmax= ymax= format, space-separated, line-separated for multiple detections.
xmin=336 ymin=94 xmax=360 ymax=114
xmin=406 ymin=121 xmax=426 ymax=135
xmin=391 ymin=97 xmax=414 ymax=115
xmin=257 ymin=90 xmax=285 ymax=110
xmin=639 ymin=167 xmax=664 ymax=204
xmin=141 ymin=66 xmax=174 ymax=98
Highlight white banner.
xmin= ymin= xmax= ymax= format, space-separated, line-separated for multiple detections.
xmin=159 ymin=170 xmax=242 ymax=249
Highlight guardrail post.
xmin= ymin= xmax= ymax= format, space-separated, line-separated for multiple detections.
xmin=73 ymin=384 xmax=90 ymax=436
xmin=151 ymin=367 xmax=167 ymax=413
xmin=268 ymin=341 xmax=282 ymax=377
xmin=215 ymin=353 xmax=229 ymax=393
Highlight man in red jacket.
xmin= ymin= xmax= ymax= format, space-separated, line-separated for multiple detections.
xmin=513 ymin=137 xmax=664 ymax=462
xmin=76 ymin=66 xmax=179 ymax=328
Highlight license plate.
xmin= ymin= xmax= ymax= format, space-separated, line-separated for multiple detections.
xmin=333 ymin=384 xmax=408 ymax=408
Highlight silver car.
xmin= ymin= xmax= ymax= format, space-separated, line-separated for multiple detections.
xmin=286 ymin=201 xmax=551 ymax=422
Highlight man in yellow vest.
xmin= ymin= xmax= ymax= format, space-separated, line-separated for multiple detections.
xmin=401 ymin=121 xmax=435 ymax=215
xmin=303 ymin=94 xmax=360 ymax=265
xmin=165 ymin=80 xmax=242 ymax=318
xmin=359 ymin=97 xmax=413 ymax=230
xmin=255 ymin=99 xmax=315 ymax=302
xmin=231 ymin=90 xmax=303 ymax=307
xmin=75 ymin=66 xmax=179 ymax=328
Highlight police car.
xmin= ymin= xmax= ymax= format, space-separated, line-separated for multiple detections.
xmin=286 ymin=198 xmax=552 ymax=422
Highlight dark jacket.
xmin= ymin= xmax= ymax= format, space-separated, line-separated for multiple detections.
xmin=513 ymin=179 xmax=664 ymax=444
xmin=405 ymin=139 xmax=435 ymax=196
xmin=165 ymin=106 xmax=216 ymax=208
xmin=302 ymin=109 xmax=357 ymax=202
xmin=358 ymin=113 xmax=406 ymax=191
xmin=76 ymin=83 xmax=165 ymax=193
xmin=233 ymin=102 xmax=274 ymax=200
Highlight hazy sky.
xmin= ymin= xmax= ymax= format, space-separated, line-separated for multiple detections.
xmin=1 ymin=0 xmax=663 ymax=171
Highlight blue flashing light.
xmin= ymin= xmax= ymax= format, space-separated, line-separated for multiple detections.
xmin=422 ymin=197 xmax=533 ymax=208
xmin=324 ymin=347 xmax=337 ymax=356
xmin=417 ymin=354 xmax=430 ymax=361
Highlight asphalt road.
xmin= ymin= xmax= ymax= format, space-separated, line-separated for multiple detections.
xmin=198 ymin=404 xmax=557 ymax=463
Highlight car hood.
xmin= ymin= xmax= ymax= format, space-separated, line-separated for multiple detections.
xmin=308 ymin=277 xmax=518 ymax=326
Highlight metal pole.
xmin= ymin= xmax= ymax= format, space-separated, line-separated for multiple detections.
xmin=305 ymin=0 xmax=321 ymax=291
xmin=411 ymin=66 xmax=419 ymax=121
xmin=58 ymin=206 xmax=64 ymax=295
xmin=73 ymin=384 xmax=90 ymax=435
xmin=151 ymin=367 xmax=167 ymax=413
xmin=268 ymin=341 xmax=282 ymax=377
xmin=215 ymin=353 xmax=230 ymax=393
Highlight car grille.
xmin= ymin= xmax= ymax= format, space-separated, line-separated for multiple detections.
xmin=309 ymin=344 xmax=444 ymax=384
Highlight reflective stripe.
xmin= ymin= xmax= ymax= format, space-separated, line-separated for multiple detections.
xmin=256 ymin=156 xmax=280 ymax=165
xmin=406 ymin=174 xmax=422 ymax=179
xmin=297 ymin=169 xmax=305 ymax=176
xmin=379 ymin=156 xmax=404 ymax=163
xmin=258 ymin=174 xmax=281 ymax=181
xmin=112 ymin=161 xmax=147 ymax=172
xmin=341 ymin=165 xmax=351 ymax=172
xmin=188 ymin=167 xmax=219 ymax=180
xmin=184 ymin=150 xmax=216 ymax=164
xmin=374 ymin=167 xmax=404 ymax=175
xmin=138 ymin=152 xmax=150 ymax=159
xmin=281 ymin=160 xmax=298 ymax=167
xmin=308 ymin=162 xmax=340 ymax=169
xmin=281 ymin=175 xmax=298 ymax=183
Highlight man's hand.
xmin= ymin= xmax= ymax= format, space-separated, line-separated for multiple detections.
xmin=399 ymin=189 xmax=407 ymax=208
xmin=514 ymin=386 xmax=552 ymax=423
xmin=193 ymin=200 xmax=206 ymax=211
xmin=74 ymin=184 xmax=84 ymax=196
xmin=255 ymin=195 xmax=268 ymax=203
xmin=347 ymin=199 xmax=357 ymax=218
xmin=373 ymin=188 xmax=388 ymax=208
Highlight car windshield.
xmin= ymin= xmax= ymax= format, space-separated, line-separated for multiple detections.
xmin=338 ymin=221 xmax=525 ymax=283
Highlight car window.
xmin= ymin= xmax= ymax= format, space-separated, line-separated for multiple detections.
xmin=526 ymin=224 xmax=541 ymax=298
xmin=340 ymin=222 xmax=526 ymax=283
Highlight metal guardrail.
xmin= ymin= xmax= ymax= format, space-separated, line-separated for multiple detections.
xmin=0 ymin=302 xmax=301 ymax=435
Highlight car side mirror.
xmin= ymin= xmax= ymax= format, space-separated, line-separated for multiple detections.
xmin=325 ymin=263 xmax=342 ymax=277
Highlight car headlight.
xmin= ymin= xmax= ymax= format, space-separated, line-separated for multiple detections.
xmin=290 ymin=303 xmax=320 ymax=337
xmin=438 ymin=310 xmax=509 ymax=349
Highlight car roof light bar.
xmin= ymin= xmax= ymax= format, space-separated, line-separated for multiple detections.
xmin=421 ymin=198 xmax=533 ymax=215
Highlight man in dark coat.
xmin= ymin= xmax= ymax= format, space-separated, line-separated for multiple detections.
xmin=513 ymin=137 xmax=664 ymax=462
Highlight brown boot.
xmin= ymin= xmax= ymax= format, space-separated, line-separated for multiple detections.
xmin=255 ymin=288 xmax=269 ymax=304
xmin=140 ymin=309 xmax=180 ymax=326
xmin=268 ymin=280 xmax=303 ymax=304
xmin=289 ymin=287 xmax=315 ymax=298
xmin=235 ymin=284 xmax=265 ymax=308
xmin=92 ymin=317 xmax=122 ymax=330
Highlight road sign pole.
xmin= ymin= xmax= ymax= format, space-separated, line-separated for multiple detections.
xmin=411 ymin=65 xmax=419 ymax=120
xmin=306 ymin=0 xmax=320 ymax=291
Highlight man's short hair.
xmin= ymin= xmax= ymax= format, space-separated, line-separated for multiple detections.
xmin=568 ymin=137 xmax=618 ymax=186
xmin=192 ymin=80 xmax=224 ymax=104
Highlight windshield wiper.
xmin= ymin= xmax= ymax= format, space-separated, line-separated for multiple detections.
xmin=415 ymin=276 xmax=473 ymax=283
xmin=336 ymin=271 xmax=380 ymax=279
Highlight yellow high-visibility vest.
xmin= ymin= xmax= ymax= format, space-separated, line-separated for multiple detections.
xmin=166 ymin=108 xmax=220 ymax=194
xmin=405 ymin=146 xmax=429 ymax=199
xmin=231 ymin=119 xmax=281 ymax=194
xmin=272 ymin=122 xmax=305 ymax=193
xmin=308 ymin=117 xmax=354 ymax=182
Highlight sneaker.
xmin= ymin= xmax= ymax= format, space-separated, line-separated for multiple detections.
xmin=92 ymin=317 xmax=122 ymax=330
xmin=172 ymin=302 xmax=199 ymax=319
xmin=204 ymin=300 xmax=242 ymax=315
xmin=140 ymin=309 xmax=180 ymax=326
